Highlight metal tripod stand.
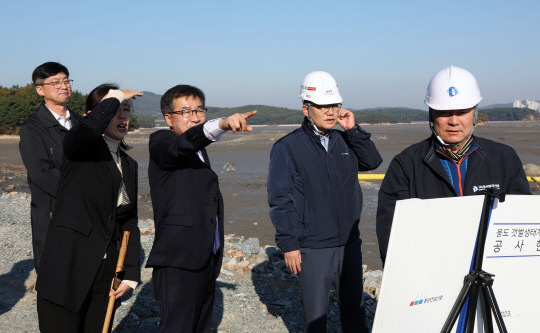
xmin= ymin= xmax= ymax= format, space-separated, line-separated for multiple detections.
xmin=441 ymin=189 xmax=508 ymax=333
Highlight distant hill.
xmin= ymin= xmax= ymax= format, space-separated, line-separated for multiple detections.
xmin=480 ymin=103 xmax=513 ymax=109
xmin=352 ymin=107 xmax=428 ymax=123
xmin=132 ymin=91 xmax=162 ymax=118
xmin=129 ymin=91 xmax=537 ymax=125
xmin=131 ymin=91 xmax=429 ymax=125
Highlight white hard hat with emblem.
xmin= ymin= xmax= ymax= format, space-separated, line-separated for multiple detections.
xmin=424 ymin=65 xmax=483 ymax=110
xmin=300 ymin=71 xmax=343 ymax=105
xmin=425 ymin=66 xmax=483 ymax=146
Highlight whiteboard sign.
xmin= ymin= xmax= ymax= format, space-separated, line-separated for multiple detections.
xmin=372 ymin=195 xmax=540 ymax=333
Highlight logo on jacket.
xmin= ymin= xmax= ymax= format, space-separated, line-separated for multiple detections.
xmin=472 ymin=184 xmax=500 ymax=193
xmin=447 ymin=86 xmax=459 ymax=97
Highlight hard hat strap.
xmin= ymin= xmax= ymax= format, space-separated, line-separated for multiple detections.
xmin=305 ymin=104 xmax=328 ymax=136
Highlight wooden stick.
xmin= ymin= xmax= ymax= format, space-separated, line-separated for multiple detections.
xmin=102 ymin=231 xmax=130 ymax=333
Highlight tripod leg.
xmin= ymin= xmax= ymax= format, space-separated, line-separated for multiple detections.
xmin=441 ymin=278 xmax=474 ymax=333
xmin=482 ymin=284 xmax=508 ymax=333
xmin=465 ymin=283 xmax=480 ymax=333
xmin=479 ymin=289 xmax=494 ymax=333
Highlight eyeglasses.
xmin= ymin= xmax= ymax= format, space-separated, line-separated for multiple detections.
xmin=168 ymin=107 xmax=207 ymax=119
xmin=310 ymin=103 xmax=342 ymax=114
xmin=37 ymin=79 xmax=73 ymax=89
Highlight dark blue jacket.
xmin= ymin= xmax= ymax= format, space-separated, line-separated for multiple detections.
xmin=376 ymin=136 xmax=531 ymax=264
xmin=267 ymin=118 xmax=383 ymax=252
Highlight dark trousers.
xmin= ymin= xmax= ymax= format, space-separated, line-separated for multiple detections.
xmin=298 ymin=238 xmax=368 ymax=333
xmin=153 ymin=254 xmax=218 ymax=333
xmin=37 ymin=256 xmax=117 ymax=333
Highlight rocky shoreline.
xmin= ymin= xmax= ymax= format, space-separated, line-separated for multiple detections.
xmin=0 ymin=192 xmax=381 ymax=332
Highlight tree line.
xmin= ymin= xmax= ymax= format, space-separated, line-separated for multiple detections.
xmin=481 ymin=107 xmax=539 ymax=121
xmin=2 ymin=85 xmax=537 ymax=134
xmin=205 ymin=105 xmax=429 ymax=124
xmin=0 ymin=85 xmax=155 ymax=135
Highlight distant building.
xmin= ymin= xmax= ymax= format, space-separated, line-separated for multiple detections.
xmin=514 ymin=100 xmax=524 ymax=108
xmin=526 ymin=100 xmax=540 ymax=111
xmin=513 ymin=99 xmax=540 ymax=111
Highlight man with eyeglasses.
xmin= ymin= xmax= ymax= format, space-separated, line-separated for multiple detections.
xmin=19 ymin=62 xmax=82 ymax=273
xmin=267 ymin=71 xmax=382 ymax=332
xmin=146 ymin=84 xmax=256 ymax=332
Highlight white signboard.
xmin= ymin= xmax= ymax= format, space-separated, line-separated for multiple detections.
xmin=372 ymin=195 xmax=540 ymax=333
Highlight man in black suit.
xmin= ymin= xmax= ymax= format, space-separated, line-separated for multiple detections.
xmin=147 ymin=85 xmax=256 ymax=332
xmin=19 ymin=62 xmax=82 ymax=272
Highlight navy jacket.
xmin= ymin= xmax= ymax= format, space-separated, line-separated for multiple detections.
xmin=376 ymin=136 xmax=531 ymax=264
xmin=267 ymin=118 xmax=383 ymax=252
xmin=146 ymin=124 xmax=224 ymax=275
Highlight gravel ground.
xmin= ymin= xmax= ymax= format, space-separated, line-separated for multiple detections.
xmin=0 ymin=191 xmax=379 ymax=332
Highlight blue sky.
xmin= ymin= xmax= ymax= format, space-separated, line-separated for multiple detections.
xmin=2 ymin=1 xmax=539 ymax=109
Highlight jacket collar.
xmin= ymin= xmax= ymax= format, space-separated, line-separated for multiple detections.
xmin=301 ymin=117 xmax=339 ymax=153
xmin=35 ymin=103 xmax=65 ymax=129
xmin=35 ymin=102 xmax=83 ymax=129
xmin=424 ymin=135 xmax=485 ymax=195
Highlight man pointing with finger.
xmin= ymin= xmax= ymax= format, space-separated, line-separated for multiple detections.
xmin=147 ymin=84 xmax=256 ymax=332
xmin=268 ymin=71 xmax=382 ymax=332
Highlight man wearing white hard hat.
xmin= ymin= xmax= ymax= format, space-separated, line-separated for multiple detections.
xmin=376 ymin=66 xmax=531 ymax=265
xmin=268 ymin=71 xmax=382 ymax=332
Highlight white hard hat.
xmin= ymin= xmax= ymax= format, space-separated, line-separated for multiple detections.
xmin=424 ymin=66 xmax=482 ymax=110
xmin=299 ymin=71 xmax=343 ymax=105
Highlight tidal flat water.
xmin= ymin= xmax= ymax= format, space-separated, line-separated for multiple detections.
xmin=1 ymin=121 xmax=538 ymax=270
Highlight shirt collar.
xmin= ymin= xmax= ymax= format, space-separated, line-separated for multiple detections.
xmin=45 ymin=105 xmax=71 ymax=124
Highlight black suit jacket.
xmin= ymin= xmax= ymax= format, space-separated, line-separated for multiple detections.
xmin=146 ymin=124 xmax=224 ymax=275
xmin=19 ymin=103 xmax=82 ymax=270
xmin=36 ymin=97 xmax=141 ymax=313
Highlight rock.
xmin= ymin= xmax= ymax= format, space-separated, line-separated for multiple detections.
xmin=241 ymin=237 xmax=260 ymax=256
xmin=224 ymin=257 xmax=239 ymax=270
xmin=133 ymin=306 xmax=153 ymax=318
xmin=221 ymin=269 xmax=235 ymax=276
xmin=364 ymin=270 xmax=383 ymax=297
xmin=524 ymin=163 xmax=540 ymax=177
xmin=146 ymin=317 xmax=160 ymax=325
xmin=254 ymin=252 xmax=268 ymax=265
xmin=226 ymin=249 xmax=245 ymax=258
xmin=264 ymin=246 xmax=278 ymax=258
xmin=236 ymin=259 xmax=251 ymax=269
xmin=6 ymin=185 xmax=15 ymax=190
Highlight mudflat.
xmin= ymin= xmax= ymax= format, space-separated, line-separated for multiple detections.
xmin=1 ymin=121 xmax=538 ymax=270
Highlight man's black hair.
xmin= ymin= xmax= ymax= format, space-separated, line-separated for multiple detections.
xmin=32 ymin=62 xmax=69 ymax=84
xmin=160 ymin=85 xmax=205 ymax=115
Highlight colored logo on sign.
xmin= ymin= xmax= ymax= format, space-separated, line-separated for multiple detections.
xmin=447 ymin=86 xmax=458 ymax=97
xmin=307 ymin=87 xmax=316 ymax=91
xmin=409 ymin=295 xmax=443 ymax=306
